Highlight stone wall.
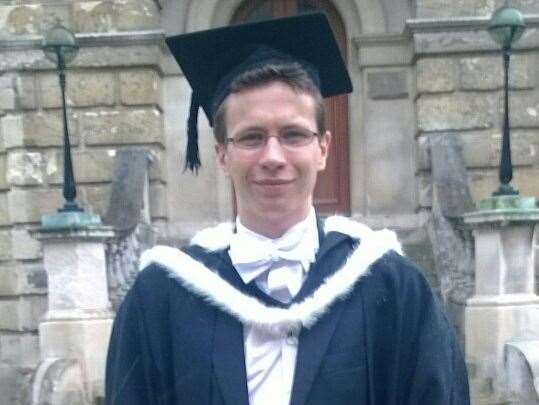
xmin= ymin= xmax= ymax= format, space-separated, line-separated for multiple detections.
xmin=0 ymin=1 xmax=166 ymax=402
xmin=411 ymin=3 xmax=539 ymax=213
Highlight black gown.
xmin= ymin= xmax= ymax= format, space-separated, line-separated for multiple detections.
xmin=105 ymin=216 xmax=470 ymax=405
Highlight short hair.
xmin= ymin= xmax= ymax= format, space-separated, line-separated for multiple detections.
xmin=212 ymin=61 xmax=326 ymax=144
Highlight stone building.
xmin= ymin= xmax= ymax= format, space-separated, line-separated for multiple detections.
xmin=0 ymin=0 xmax=538 ymax=404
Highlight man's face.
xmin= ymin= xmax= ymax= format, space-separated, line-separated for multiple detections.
xmin=216 ymin=80 xmax=330 ymax=234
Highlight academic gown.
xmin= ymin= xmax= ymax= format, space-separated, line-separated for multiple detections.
xmin=105 ymin=216 xmax=470 ymax=405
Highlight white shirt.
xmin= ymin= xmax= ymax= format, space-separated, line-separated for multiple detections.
xmin=229 ymin=209 xmax=319 ymax=405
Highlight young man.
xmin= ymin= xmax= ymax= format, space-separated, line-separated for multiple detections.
xmin=106 ymin=13 xmax=470 ymax=405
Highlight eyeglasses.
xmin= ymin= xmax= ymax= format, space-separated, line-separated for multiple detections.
xmin=226 ymin=128 xmax=320 ymax=150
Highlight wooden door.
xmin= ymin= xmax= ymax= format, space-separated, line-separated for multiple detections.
xmin=232 ymin=0 xmax=350 ymax=215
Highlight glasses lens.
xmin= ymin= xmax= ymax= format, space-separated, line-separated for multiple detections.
xmin=234 ymin=132 xmax=266 ymax=149
xmin=280 ymin=129 xmax=315 ymax=147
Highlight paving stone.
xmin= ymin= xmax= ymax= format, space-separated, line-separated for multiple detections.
xmin=120 ymin=69 xmax=160 ymax=106
xmin=73 ymin=1 xmax=115 ymax=33
xmin=81 ymin=108 xmax=164 ymax=145
xmin=7 ymin=188 xmax=63 ymax=224
xmin=40 ymin=70 xmax=115 ymax=108
xmin=460 ymin=55 xmax=533 ymax=91
xmin=417 ymin=58 xmax=456 ymax=94
xmin=6 ymin=151 xmax=44 ymax=186
xmin=115 ymin=0 xmax=160 ymax=31
xmin=417 ymin=93 xmax=494 ymax=132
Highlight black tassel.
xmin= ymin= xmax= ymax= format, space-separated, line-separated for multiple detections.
xmin=185 ymin=92 xmax=201 ymax=173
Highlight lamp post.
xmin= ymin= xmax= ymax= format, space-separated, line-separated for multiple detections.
xmin=488 ymin=4 xmax=525 ymax=196
xmin=42 ymin=22 xmax=82 ymax=212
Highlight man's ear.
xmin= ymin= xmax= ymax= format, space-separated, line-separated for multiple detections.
xmin=317 ymin=131 xmax=331 ymax=171
xmin=215 ymin=143 xmax=229 ymax=176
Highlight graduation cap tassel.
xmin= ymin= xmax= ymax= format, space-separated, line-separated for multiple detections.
xmin=185 ymin=92 xmax=201 ymax=173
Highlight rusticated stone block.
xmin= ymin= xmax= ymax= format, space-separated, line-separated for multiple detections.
xmin=0 ymin=193 xmax=9 ymax=225
xmin=417 ymin=173 xmax=432 ymax=208
xmin=73 ymin=1 xmax=115 ymax=33
xmin=2 ymin=112 xmax=78 ymax=148
xmin=417 ymin=58 xmax=456 ymax=93
xmin=0 ymin=231 xmax=11 ymax=261
xmin=149 ymin=182 xmax=167 ymax=219
xmin=72 ymin=45 xmax=161 ymax=68
xmin=81 ymin=184 xmax=112 ymax=217
xmin=40 ymin=71 xmax=115 ymax=108
xmin=0 ymin=263 xmax=47 ymax=295
xmin=148 ymin=149 xmax=166 ymax=182
xmin=417 ymin=130 xmax=539 ymax=170
xmin=15 ymin=74 xmax=37 ymax=109
xmin=509 ymin=92 xmax=539 ymax=128
xmin=0 ymin=364 xmax=25 ymax=405
xmin=460 ymin=55 xmax=533 ymax=91
xmin=120 ymin=69 xmax=160 ymax=106
xmin=81 ymin=109 xmax=164 ymax=145
xmin=416 ymin=0 xmax=495 ymax=18
xmin=5 ymin=5 xmax=42 ymax=35
xmin=6 ymin=151 xmax=43 ymax=185
xmin=0 ymin=155 xmax=7 ymax=190
xmin=7 ymin=188 xmax=63 ymax=224
xmin=417 ymin=93 xmax=494 ymax=132
xmin=0 ymin=88 xmax=15 ymax=111
xmin=115 ymin=0 xmax=160 ymax=31
xmin=46 ymin=149 xmax=114 ymax=185
xmin=367 ymin=71 xmax=408 ymax=100
xmin=0 ymin=296 xmax=46 ymax=331
xmin=0 ymin=333 xmax=40 ymax=367
xmin=468 ymin=168 xmax=539 ymax=202
xmin=11 ymin=228 xmax=42 ymax=261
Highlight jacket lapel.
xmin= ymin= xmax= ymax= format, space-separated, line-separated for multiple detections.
xmin=212 ymin=252 xmax=250 ymax=405
xmin=290 ymin=231 xmax=353 ymax=405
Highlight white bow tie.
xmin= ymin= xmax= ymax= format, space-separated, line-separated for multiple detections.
xmin=229 ymin=225 xmax=317 ymax=301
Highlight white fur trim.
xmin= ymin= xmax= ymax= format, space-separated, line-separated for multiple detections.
xmin=139 ymin=217 xmax=402 ymax=337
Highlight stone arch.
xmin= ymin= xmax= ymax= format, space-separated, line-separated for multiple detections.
xmin=169 ymin=0 xmax=387 ymax=36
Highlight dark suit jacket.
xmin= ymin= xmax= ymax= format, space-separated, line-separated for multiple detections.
xmin=105 ymin=219 xmax=470 ymax=405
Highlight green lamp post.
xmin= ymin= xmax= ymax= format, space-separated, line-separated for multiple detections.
xmin=487 ymin=4 xmax=525 ymax=196
xmin=42 ymin=22 xmax=82 ymax=212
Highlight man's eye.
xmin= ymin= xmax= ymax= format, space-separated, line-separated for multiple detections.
xmin=236 ymin=132 xmax=265 ymax=146
xmin=281 ymin=130 xmax=311 ymax=145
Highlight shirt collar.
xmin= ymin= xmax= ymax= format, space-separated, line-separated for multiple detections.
xmin=233 ymin=207 xmax=319 ymax=285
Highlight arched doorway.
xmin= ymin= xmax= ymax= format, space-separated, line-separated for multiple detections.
xmin=231 ymin=0 xmax=351 ymax=215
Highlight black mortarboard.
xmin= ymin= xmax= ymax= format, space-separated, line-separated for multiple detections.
xmin=165 ymin=12 xmax=353 ymax=172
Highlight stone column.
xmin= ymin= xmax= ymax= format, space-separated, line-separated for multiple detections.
xmin=33 ymin=211 xmax=114 ymax=403
xmin=464 ymin=195 xmax=539 ymax=404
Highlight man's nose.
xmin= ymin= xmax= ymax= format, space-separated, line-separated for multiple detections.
xmin=259 ymin=136 xmax=286 ymax=168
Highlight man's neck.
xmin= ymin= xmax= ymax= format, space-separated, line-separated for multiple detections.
xmin=237 ymin=207 xmax=314 ymax=239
